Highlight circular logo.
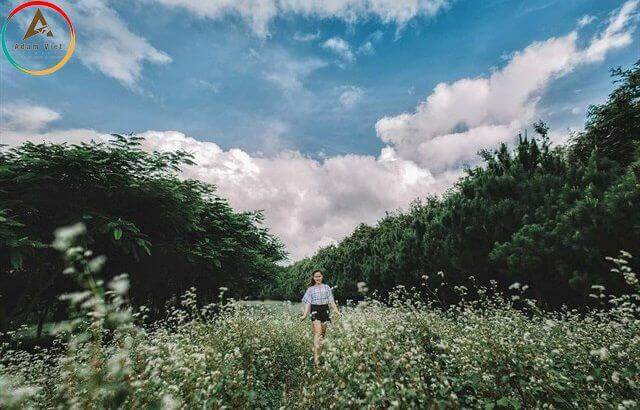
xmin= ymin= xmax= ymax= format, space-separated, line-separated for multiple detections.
xmin=1 ymin=1 xmax=75 ymax=75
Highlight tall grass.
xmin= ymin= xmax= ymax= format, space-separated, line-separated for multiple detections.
xmin=1 ymin=224 xmax=638 ymax=409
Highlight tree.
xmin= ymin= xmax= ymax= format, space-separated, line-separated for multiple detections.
xmin=570 ymin=60 xmax=640 ymax=167
xmin=273 ymin=61 xmax=640 ymax=308
xmin=0 ymin=135 xmax=285 ymax=332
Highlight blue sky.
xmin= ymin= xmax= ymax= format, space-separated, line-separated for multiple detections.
xmin=1 ymin=0 xmax=639 ymax=259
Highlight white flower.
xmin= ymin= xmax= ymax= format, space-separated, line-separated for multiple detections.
xmin=590 ymin=347 xmax=609 ymax=360
xmin=357 ymin=282 xmax=369 ymax=293
xmin=108 ymin=274 xmax=130 ymax=295
xmin=161 ymin=393 xmax=180 ymax=410
xmin=52 ymin=222 xmax=86 ymax=250
xmin=611 ymin=371 xmax=620 ymax=384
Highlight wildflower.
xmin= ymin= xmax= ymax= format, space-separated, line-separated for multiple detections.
xmin=357 ymin=282 xmax=369 ymax=293
xmin=108 ymin=274 xmax=130 ymax=295
xmin=52 ymin=222 xmax=86 ymax=250
xmin=161 ymin=394 xmax=180 ymax=410
xmin=612 ymin=372 xmax=620 ymax=384
xmin=88 ymin=255 xmax=107 ymax=273
xmin=590 ymin=347 xmax=609 ymax=360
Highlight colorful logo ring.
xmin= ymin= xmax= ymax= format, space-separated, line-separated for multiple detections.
xmin=1 ymin=1 xmax=75 ymax=76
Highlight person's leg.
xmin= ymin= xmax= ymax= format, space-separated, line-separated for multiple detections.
xmin=320 ymin=321 xmax=328 ymax=337
xmin=312 ymin=320 xmax=323 ymax=367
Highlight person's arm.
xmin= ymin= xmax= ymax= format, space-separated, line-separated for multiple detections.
xmin=300 ymin=289 xmax=311 ymax=320
xmin=300 ymin=303 xmax=310 ymax=320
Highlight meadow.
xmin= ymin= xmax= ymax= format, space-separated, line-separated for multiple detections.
xmin=1 ymin=224 xmax=639 ymax=409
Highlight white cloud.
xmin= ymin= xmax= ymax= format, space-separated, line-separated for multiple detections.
xmin=338 ymin=86 xmax=364 ymax=109
xmin=579 ymin=0 xmax=638 ymax=63
xmin=0 ymin=103 xmax=107 ymax=146
xmin=358 ymin=41 xmax=375 ymax=55
xmin=1 ymin=103 xmax=61 ymax=133
xmin=293 ymin=30 xmax=321 ymax=42
xmin=548 ymin=128 xmax=575 ymax=147
xmin=191 ymin=79 xmax=221 ymax=93
xmin=141 ymin=0 xmax=450 ymax=38
xmin=322 ymin=37 xmax=355 ymax=62
xmin=577 ymin=15 xmax=596 ymax=28
xmin=135 ymin=131 xmax=454 ymax=260
xmin=357 ymin=30 xmax=384 ymax=55
xmin=70 ymin=0 xmax=171 ymax=88
xmin=376 ymin=1 xmax=639 ymax=170
xmin=259 ymin=49 xmax=327 ymax=92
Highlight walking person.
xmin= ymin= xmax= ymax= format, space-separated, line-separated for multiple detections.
xmin=299 ymin=269 xmax=340 ymax=368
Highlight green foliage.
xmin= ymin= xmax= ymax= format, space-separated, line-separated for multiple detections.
xmin=0 ymin=135 xmax=285 ymax=332
xmin=569 ymin=60 xmax=640 ymax=167
xmin=274 ymin=61 xmax=640 ymax=307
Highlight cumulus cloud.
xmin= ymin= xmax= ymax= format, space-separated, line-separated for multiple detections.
xmin=376 ymin=0 xmax=639 ymax=170
xmin=140 ymin=0 xmax=450 ymax=38
xmin=136 ymin=131 xmax=455 ymax=260
xmin=322 ymin=37 xmax=355 ymax=62
xmin=1 ymin=103 xmax=61 ymax=133
xmin=71 ymin=0 xmax=171 ymax=88
xmin=0 ymin=103 xmax=107 ymax=146
xmin=338 ymin=86 xmax=364 ymax=109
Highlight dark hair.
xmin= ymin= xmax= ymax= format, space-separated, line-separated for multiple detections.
xmin=308 ymin=269 xmax=323 ymax=287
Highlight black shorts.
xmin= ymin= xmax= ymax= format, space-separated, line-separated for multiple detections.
xmin=310 ymin=304 xmax=331 ymax=323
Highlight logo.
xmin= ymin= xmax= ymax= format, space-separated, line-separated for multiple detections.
xmin=24 ymin=8 xmax=54 ymax=39
xmin=1 ymin=1 xmax=75 ymax=76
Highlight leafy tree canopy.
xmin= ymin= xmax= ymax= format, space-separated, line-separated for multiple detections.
xmin=0 ymin=135 xmax=285 ymax=332
xmin=274 ymin=61 xmax=640 ymax=308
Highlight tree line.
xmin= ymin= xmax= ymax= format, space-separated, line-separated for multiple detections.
xmin=266 ymin=61 xmax=640 ymax=308
xmin=0 ymin=136 xmax=285 ymax=334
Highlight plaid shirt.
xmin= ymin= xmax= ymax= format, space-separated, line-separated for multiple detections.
xmin=302 ymin=284 xmax=335 ymax=305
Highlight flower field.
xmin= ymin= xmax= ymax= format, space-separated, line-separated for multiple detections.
xmin=1 ymin=226 xmax=639 ymax=409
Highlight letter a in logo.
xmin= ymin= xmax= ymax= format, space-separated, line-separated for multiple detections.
xmin=23 ymin=8 xmax=54 ymax=40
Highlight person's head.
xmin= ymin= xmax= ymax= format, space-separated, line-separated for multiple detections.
xmin=309 ymin=269 xmax=323 ymax=286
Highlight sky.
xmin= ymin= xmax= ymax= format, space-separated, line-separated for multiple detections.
xmin=1 ymin=0 xmax=639 ymax=261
